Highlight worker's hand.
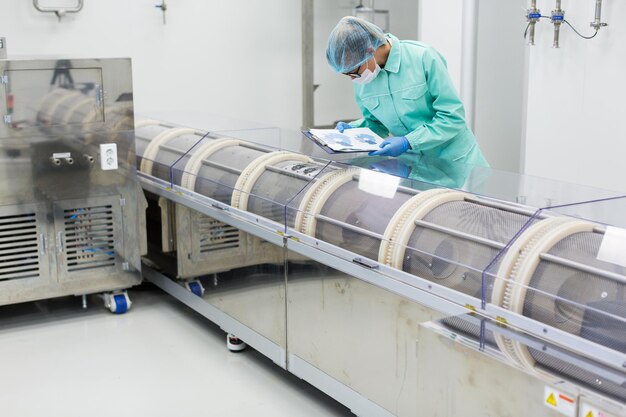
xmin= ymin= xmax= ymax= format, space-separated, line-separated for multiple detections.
xmin=335 ymin=121 xmax=353 ymax=133
xmin=368 ymin=136 xmax=410 ymax=157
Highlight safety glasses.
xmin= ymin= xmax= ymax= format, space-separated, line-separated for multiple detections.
xmin=344 ymin=69 xmax=362 ymax=79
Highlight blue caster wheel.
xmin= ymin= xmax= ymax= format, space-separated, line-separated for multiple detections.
xmin=105 ymin=292 xmax=132 ymax=314
xmin=185 ymin=280 xmax=205 ymax=297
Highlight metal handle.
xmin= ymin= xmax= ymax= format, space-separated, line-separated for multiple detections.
xmin=95 ymin=85 xmax=103 ymax=108
xmin=33 ymin=0 xmax=84 ymax=21
xmin=39 ymin=233 xmax=46 ymax=255
xmin=211 ymin=203 xmax=229 ymax=211
xmin=352 ymin=257 xmax=379 ymax=269
xmin=56 ymin=231 xmax=64 ymax=253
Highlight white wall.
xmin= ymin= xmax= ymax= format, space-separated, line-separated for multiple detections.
xmin=474 ymin=0 xmax=527 ymax=172
xmin=0 ymin=0 xmax=302 ymax=131
xmin=418 ymin=0 xmax=527 ymax=172
xmin=417 ymin=0 xmax=463 ymax=90
xmin=524 ymin=1 xmax=626 ymax=192
xmin=313 ymin=0 xmax=362 ymax=127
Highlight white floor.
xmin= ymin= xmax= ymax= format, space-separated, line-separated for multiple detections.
xmin=0 ymin=285 xmax=353 ymax=417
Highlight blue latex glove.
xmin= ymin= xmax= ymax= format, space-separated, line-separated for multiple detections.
xmin=335 ymin=121 xmax=353 ymax=133
xmin=368 ymin=136 xmax=410 ymax=157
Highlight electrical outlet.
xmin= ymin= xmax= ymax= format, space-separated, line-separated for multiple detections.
xmin=100 ymin=143 xmax=118 ymax=170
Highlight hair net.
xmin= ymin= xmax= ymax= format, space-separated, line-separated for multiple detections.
xmin=326 ymin=16 xmax=387 ymax=74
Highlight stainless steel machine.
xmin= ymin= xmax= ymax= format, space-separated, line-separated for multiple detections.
xmin=136 ymin=118 xmax=626 ymax=417
xmin=0 ymin=53 xmax=143 ymax=313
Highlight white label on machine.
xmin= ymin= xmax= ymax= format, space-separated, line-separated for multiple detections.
xmin=597 ymin=226 xmax=626 ymax=267
xmin=52 ymin=152 xmax=71 ymax=159
xmin=543 ymin=386 xmax=577 ymax=417
xmin=100 ymin=143 xmax=118 ymax=171
xmin=358 ymin=168 xmax=399 ymax=199
xmin=581 ymin=401 xmax=617 ymax=417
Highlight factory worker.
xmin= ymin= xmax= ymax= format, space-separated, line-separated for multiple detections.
xmin=327 ymin=16 xmax=489 ymax=167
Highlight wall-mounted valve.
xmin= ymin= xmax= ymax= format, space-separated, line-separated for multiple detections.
xmin=525 ymin=0 xmax=607 ymax=47
xmin=526 ymin=0 xmax=541 ymax=45
xmin=551 ymin=0 xmax=565 ymax=48
xmin=590 ymin=0 xmax=608 ymax=31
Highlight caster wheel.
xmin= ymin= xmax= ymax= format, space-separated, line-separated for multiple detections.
xmin=184 ymin=280 xmax=205 ymax=297
xmin=227 ymin=334 xmax=247 ymax=352
xmin=105 ymin=292 xmax=132 ymax=314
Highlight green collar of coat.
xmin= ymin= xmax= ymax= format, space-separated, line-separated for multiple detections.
xmin=383 ymin=33 xmax=401 ymax=73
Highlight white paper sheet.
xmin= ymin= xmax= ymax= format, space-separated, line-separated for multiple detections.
xmin=308 ymin=128 xmax=385 ymax=152
xmin=597 ymin=226 xmax=626 ymax=268
xmin=357 ymin=168 xmax=400 ymax=199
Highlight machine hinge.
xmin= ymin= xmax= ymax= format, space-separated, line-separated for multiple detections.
xmin=3 ymin=115 xmax=11 ymax=124
xmin=0 ymin=75 xmax=8 ymax=84
xmin=119 ymin=198 xmax=126 ymax=207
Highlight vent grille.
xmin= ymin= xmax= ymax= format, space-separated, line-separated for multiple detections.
xmin=198 ymin=216 xmax=239 ymax=253
xmin=64 ymin=205 xmax=116 ymax=272
xmin=0 ymin=212 xmax=40 ymax=281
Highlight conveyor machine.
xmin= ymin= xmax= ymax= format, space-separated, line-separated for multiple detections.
xmin=137 ymin=118 xmax=626 ymax=417
xmin=0 ymin=55 xmax=144 ymax=313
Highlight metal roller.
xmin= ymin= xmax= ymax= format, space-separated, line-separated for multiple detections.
xmin=494 ymin=217 xmax=626 ymax=364
xmin=138 ymin=127 xmax=208 ymax=180
xmin=135 ymin=120 xmax=286 ymax=276
xmin=398 ymin=194 xmax=533 ymax=297
xmin=134 ymin=119 xmax=174 ymax=160
xmin=295 ymin=167 xmax=413 ymax=261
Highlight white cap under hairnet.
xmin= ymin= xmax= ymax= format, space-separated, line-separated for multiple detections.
xmin=326 ymin=16 xmax=387 ymax=73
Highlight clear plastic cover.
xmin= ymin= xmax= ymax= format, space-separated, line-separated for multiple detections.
xmin=136 ymin=116 xmax=626 ymax=376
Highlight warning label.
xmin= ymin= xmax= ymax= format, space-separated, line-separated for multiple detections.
xmin=543 ymin=386 xmax=577 ymax=417
xmin=581 ymin=401 xmax=616 ymax=417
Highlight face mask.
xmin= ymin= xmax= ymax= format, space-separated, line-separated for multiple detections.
xmin=352 ymin=61 xmax=381 ymax=85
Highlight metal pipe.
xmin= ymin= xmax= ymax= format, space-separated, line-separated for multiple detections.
xmin=590 ymin=0 xmax=608 ymax=31
xmin=158 ymin=144 xmax=188 ymax=156
xmin=414 ymin=219 xmax=506 ymax=250
xmin=315 ymin=214 xmax=384 ymax=240
xmin=460 ymin=0 xmax=479 ymax=130
xmin=553 ymin=22 xmax=561 ymax=48
xmin=551 ymin=0 xmax=565 ymax=48
xmin=200 ymin=160 xmax=243 ymax=176
xmin=595 ymin=0 xmax=602 ymax=22
xmin=526 ymin=0 xmax=541 ymax=46
xmin=540 ymin=253 xmax=626 ymax=285
xmin=239 ymin=142 xmax=273 ymax=153
xmin=464 ymin=195 xmax=544 ymax=218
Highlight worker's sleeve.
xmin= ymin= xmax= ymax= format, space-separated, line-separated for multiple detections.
xmin=348 ymin=97 xmax=389 ymax=139
xmin=404 ymin=48 xmax=468 ymax=151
